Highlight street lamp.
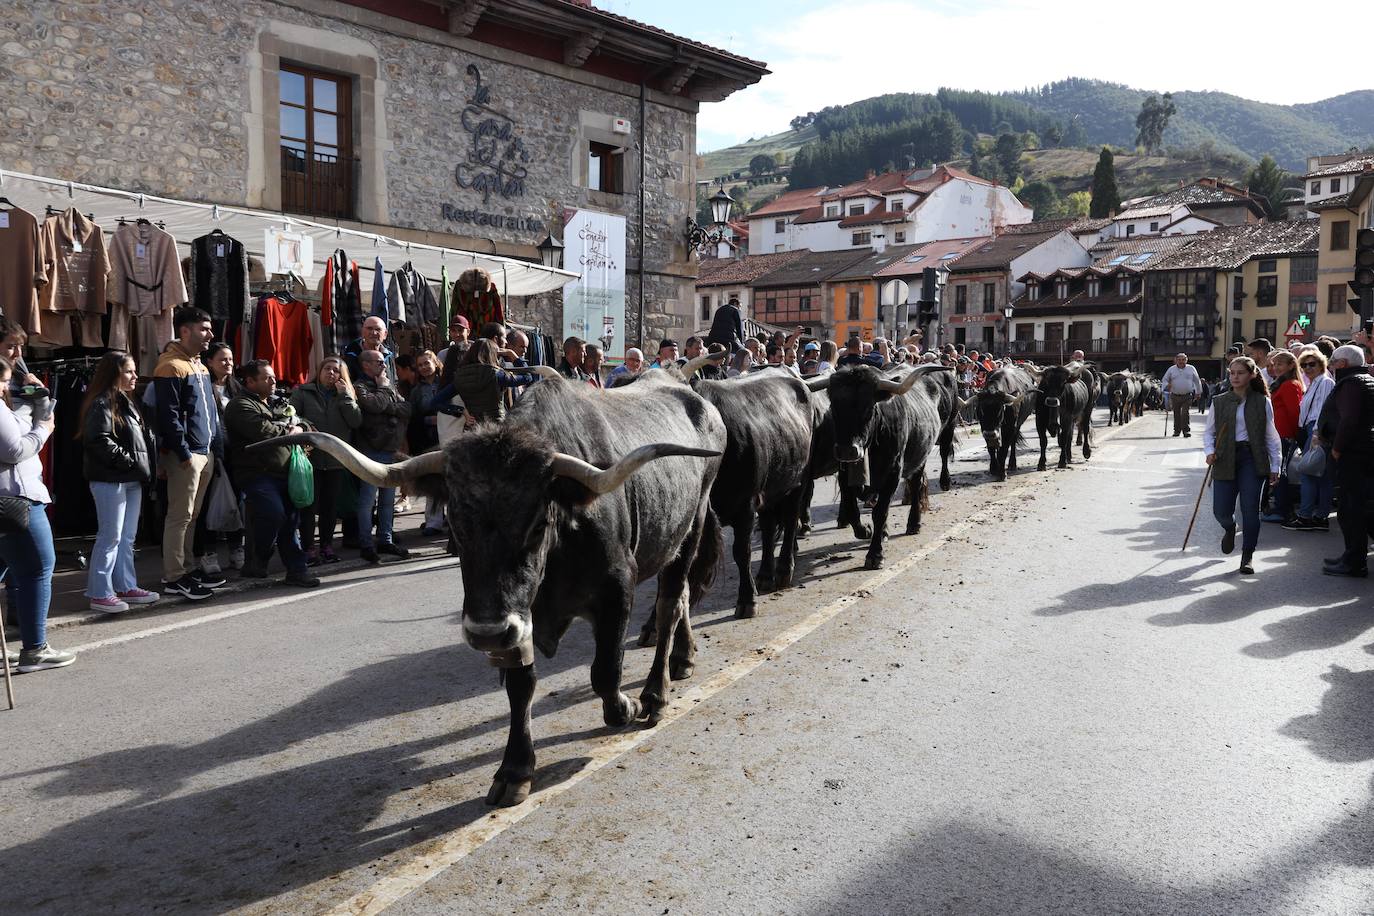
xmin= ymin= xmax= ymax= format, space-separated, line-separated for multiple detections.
xmin=536 ymin=232 xmax=564 ymax=270
xmin=686 ymin=179 xmax=735 ymax=256
xmin=1002 ymin=304 xmax=1015 ymax=357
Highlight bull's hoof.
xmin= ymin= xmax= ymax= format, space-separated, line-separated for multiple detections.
xmin=853 ymin=524 xmax=873 ymax=540
xmin=603 ymin=694 xmax=642 ymax=727
xmin=905 ymin=524 xmax=921 ymax=536
xmin=1037 ymin=462 xmax=1047 ymax=471
xmin=864 ymin=554 xmax=884 ymax=570
xmin=776 ymin=571 xmax=794 ymax=590
xmin=939 ymin=472 xmax=951 ymax=491
xmin=484 ymin=778 xmax=532 ymax=808
xmin=639 ymin=694 xmax=666 ymax=726
xmin=992 ymin=472 xmax=1006 ymax=482
xmin=756 ymin=575 xmax=776 ymax=594
xmin=669 ymin=658 xmax=695 ymax=681
xmin=636 ymin=622 xmax=658 ymax=648
xmin=735 ymin=602 xmax=757 ymax=619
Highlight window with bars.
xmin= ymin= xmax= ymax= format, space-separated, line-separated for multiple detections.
xmin=279 ymin=64 xmax=354 ymax=219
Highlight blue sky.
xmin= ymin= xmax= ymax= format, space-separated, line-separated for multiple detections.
xmin=597 ymin=0 xmax=1374 ymax=154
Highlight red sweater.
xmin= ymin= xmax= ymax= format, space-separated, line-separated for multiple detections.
xmin=1272 ymin=378 xmax=1303 ymax=440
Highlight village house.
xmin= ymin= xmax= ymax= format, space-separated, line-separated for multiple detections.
xmin=694 ymin=249 xmax=807 ymax=326
xmin=1303 ymin=153 xmax=1374 ymax=210
xmin=1309 ymin=171 xmax=1374 ymax=336
xmin=747 ymin=164 xmax=1031 ymax=256
xmin=749 ymin=248 xmax=872 ymax=338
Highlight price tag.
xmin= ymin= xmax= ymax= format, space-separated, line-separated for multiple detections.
xmin=135 ymin=243 xmax=147 ymax=259
xmin=215 ymin=243 xmax=225 ymax=258
xmin=71 ymin=239 xmax=83 ymax=253
xmin=0 ymin=212 xmax=9 ymax=229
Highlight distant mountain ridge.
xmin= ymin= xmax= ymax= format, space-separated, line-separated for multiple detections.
xmin=700 ymin=80 xmax=1374 ymax=187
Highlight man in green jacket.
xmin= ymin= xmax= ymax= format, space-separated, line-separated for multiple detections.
xmin=225 ymin=360 xmax=319 ymax=587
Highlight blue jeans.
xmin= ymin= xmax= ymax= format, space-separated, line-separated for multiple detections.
xmin=87 ymin=481 xmax=143 ymax=598
xmin=241 ymin=474 xmax=307 ymax=575
xmin=1297 ymin=424 xmax=1335 ymax=521
xmin=1213 ymin=447 xmax=1263 ymax=552
xmin=356 ymin=450 xmax=396 ymax=549
xmin=0 ymin=502 xmax=56 ymax=650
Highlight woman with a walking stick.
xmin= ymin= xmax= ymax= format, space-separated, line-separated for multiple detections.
xmin=1203 ymin=356 xmax=1281 ymax=574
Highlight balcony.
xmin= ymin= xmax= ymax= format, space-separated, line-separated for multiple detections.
xmin=1143 ymin=331 xmax=1215 ymax=358
xmin=1008 ymin=337 xmax=1139 ymax=362
xmin=280 ymin=147 xmax=357 ymax=220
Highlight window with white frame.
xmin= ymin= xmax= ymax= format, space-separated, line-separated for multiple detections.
xmin=824 ymin=205 xmax=840 ymax=218
xmin=852 ymin=230 xmax=871 ymax=246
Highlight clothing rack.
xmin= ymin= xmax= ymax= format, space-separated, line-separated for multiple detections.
xmin=25 ymin=355 xmax=103 ymax=370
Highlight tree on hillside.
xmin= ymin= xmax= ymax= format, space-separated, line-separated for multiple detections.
xmin=790 ymin=112 xmax=816 ymax=131
xmin=1246 ymin=154 xmax=1297 ymax=220
xmin=1065 ymin=191 xmax=1092 ymax=218
xmin=1017 ymin=181 xmax=1062 ymax=219
xmin=1134 ymin=92 xmax=1176 ymax=155
xmin=995 ymin=132 xmax=1024 ymax=183
xmin=1044 ymin=124 xmax=1063 ymax=148
xmin=1090 ymin=147 xmax=1121 ymax=217
xmin=749 ymin=154 xmax=775 ymax=177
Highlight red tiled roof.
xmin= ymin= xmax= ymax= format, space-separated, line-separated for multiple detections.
xmin=750 ymin=186 xmax=830 ymax=218
xmin=696 ymin=249 xmax=810 ymax=287
xmin=1304 ymin=154 xmax=1374 ymax=180
xmin=873 ymin=236 xmax=993 ymax=278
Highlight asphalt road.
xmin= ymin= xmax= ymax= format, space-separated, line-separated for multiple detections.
xmin=4 ymin=409 xmax=1373 ymax=915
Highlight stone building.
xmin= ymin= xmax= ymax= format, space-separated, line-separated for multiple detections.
xmin=0 ymin=0 xmax=766 ymax=348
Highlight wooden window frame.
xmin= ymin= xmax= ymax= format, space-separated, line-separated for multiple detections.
xmin=589 ymin=141 xmax=625 ymax=194
xmin=1332 ymin=220 xmax=1351 ymax=251
xmin=279 ymin=62 xmax=354 ymax=219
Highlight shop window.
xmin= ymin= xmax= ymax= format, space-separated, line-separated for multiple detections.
xmin=279 ymin=63 xmax=354 ymax=219
xmin=588 ymin=141 xmax=624 ymax=194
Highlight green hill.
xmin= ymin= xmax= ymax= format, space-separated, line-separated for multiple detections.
xmin=699 ymin=80 xmax=1374 ymax=191
xmin=1004 ymin=80 xmax=1374 ymax=171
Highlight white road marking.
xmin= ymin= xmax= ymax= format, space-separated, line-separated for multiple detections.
xmin=65 ymin=557 xmax=458 ymax=654
xmin=1162 ymin=451 xmax=1205 ymax=469
xmin=1093 ymin=445 xmax=1136 ymax=464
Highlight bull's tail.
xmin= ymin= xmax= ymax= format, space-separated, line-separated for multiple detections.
xmin=688 ymin=507 xmax=724 ymax=607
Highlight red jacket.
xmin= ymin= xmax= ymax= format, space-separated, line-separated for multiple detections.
xmin=1272 ymin=378 xmax=1303 ymax=440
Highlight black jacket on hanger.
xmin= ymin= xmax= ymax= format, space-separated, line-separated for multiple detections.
xmin=189 ymin=231 xmax=250 ymax=323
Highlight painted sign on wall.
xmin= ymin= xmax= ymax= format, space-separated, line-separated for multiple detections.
xmin=562 ymin=208 xmax=626 ymax=363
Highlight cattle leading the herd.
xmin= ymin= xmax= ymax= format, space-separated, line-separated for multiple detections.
xmin=262 ymin=355 xmax=1156 ymax=807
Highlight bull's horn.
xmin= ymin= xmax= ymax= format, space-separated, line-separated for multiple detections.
xmin=255 ymin=432 xmax=445 ymax=486
xmin=530 ymin=365 xmax=562 ymax=381
xmin=550 ymin=443 xmax=721 ymax=495
xmin=876 ymin=371 xmax=921 ymax=395
xmin=804 ymin=376 xmax=831 ymax=391
xmin=681 ymin=351 xmax=728 ymax=376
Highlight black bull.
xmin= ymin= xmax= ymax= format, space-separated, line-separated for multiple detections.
xmin=807 ymin=364 xmax=958 ymax=570
xmin=1035 ymin=362 xmax=1098 ymax=470
xmin=976 ymin=364 xmax=1037 ymax=480
xmin=265 ymin=369 xmax=726 ymax=808
xmin=1107 ymin=372 xmax=1143 ymax=426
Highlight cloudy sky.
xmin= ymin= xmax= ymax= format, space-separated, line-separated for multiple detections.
xmin=601 ymin=0 xmax=1373 ymax=153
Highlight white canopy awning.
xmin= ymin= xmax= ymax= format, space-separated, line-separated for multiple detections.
xmin=0 ymin=168 xmax=579 ymax=297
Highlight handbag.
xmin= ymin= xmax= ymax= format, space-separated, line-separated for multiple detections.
xmin=0 ymin=494 xmax=31 ymax=535
xmin=204 ymin=464 xmax=243 ymax=532
xmin=1291 ymin=443 xmax=1326 ymax=478
xmin=287 ymin=445 xmax=315 ymax=509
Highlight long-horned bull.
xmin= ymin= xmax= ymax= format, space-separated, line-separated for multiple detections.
xmin=263 ymin=368 xmax=726 ymax=808
xmin=657 ymin=358 xmax=813 ymax=623
xmin=975 ymin=364 xmax=1038 ymax=480
xmin=807 ymin=364 xmax=952 ymax=569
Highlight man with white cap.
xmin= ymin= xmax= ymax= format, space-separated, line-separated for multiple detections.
xmin=1318 ymin=344 xmax=1374 ymax=576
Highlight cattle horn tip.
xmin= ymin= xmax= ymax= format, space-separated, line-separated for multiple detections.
xmin=530 ymin=365 xmax=562 ymax=381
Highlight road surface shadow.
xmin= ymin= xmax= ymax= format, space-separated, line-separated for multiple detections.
xmin=1241 ymin=598 xmax=1372 ymax=659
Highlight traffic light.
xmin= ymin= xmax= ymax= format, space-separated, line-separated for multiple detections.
xmin=915 ymin=266 xmax=942 ymax=327
xmin=921 ymin=267 xmax=938 ymax=302
xmin=1349 ymin=227 xmax=1374 ymax=316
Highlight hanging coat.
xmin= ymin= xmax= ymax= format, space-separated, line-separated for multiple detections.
xmin=370 ymin=257 xmax=389 ymax=324
xmin=188 ymin=231 xmax=250 ymax=323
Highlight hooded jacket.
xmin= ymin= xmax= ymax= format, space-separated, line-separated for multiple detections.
xmin=153 ymin=340 xmax=220 ymax=462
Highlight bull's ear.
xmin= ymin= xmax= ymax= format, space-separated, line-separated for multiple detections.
xmin=550 ymin=476 xmax=600 ymax=508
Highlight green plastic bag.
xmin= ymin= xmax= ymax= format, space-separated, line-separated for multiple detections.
xmin=287 ymin=445 xmax=315 ymax=509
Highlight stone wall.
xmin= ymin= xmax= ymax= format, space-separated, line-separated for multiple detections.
xmin=0 ymin=0 xmax=701 ymax=345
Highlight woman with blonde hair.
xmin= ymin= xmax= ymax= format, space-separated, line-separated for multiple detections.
xmin=1286 ymin=346 xmax=1337 ymax=531
xmin=290 ymin=356 xmax=362 ymax=564
xmin=1204 ymin=356 xmax=1281 ymax=574
xmin=1262 ymin=349 xmax=1305 ymax=524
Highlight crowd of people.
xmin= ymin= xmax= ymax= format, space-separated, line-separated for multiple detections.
xmin=7 ymin=289 xmax=1374 ymax=676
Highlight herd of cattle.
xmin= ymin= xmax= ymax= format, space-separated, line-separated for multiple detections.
xmin=266 ymin=355 xmax=1162 ymax=807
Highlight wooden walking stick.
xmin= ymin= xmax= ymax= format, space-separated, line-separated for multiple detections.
xmin=1181 ymin=465 xmax=1212 ymax=552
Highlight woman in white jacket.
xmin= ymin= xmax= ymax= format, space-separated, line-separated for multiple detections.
xmin=0 ymin=355 xmax=73 ymax=673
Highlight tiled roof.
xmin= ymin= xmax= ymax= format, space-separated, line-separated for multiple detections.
xmin=1004 ymin=216 xmax=1110 ymax=236
xmin=1090 ymin=235 xmax=1196 ymax=268
xmin=945 ymin=229 xmax=1067 ymax=273
xmin=750 ymin=186 xmax=830 ymax=218
xmin=1116 ymin=204 xmax=1180 ymax=221
xmin=559 ymin=0 xmax=768 ymax=69
xmin=828 ymin=245 xmax=925 ymax=281
xmin=696 ymin=249 xmax=809 ymax=287
xmin=752 ymin=248 xmax=874 ymax=287
xmin=1149 ymin=219 xmax=1320 ymax=271
xmin=1136 ymin=179 xmax=1266 ymax=215
xmin=1304 ymin=155 xmax=1374 ymax=179
xmin=1308 ymin=193 xmax=1354 ymax=212
xmin=873 ymin=236 xmax=993 ymax=277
